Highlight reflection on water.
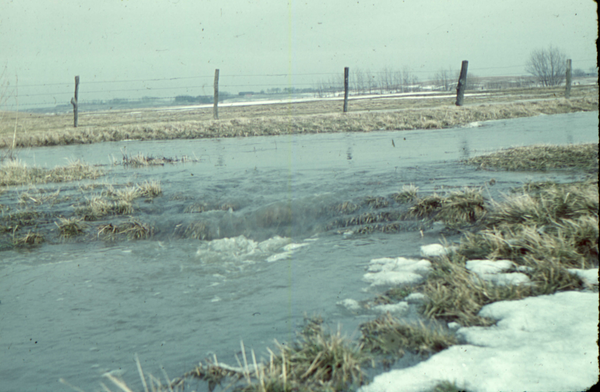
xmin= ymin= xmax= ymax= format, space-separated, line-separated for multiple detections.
xmin=0 ymin=112 xmax=597 ymax=391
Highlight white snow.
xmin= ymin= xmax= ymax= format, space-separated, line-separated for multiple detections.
xmin=405 ymin=293 xmax=427 ymax=304
xmin=337 ymin=299 xmax=362 ymax=312
xmin=481 ymin=272 xmax=531 ymax=286
xmin=568 ymin=268 xmax=599 ymax=286
xmin=360 ymin=291 xmax=599 ymax=392
xmin=420 ymin=244 xmax=456 ymax=258
xmin=466 ymin=259 xmax=514 ymax=275
xmin=363 ymin=257 xmax=431 ymax=287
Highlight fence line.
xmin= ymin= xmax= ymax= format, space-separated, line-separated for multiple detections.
xmin=2 ymin=60 xmax=597 ymax=110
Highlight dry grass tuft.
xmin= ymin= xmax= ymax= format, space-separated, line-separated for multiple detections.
xmin=467 ymin=143 xmax=599 ymax=173
xmin=136 ymin=180 xmax=162 ymax=198
xmin=55 ymin=217 xmax=87 ymax=238
xmin=409 ymin=188 xmax=486 ymax=227
xmin=182 ymin=221 xmax=212 ymax=240
xmin=0 ymin=159 xmax=103 ymax=186
xmin=118 ymin=151 xmax=198 ymax=167
xmin=360 ymin=313 xmax=456 ymax=358
xmin=418 ymin=255 xmax=531 ymax=326
xmin=13 ymin=231 xmax=44 ymax=247
xmin=179 ymin=316 xmax=371 ymax=392
xmin=98 ymin=219 xmax=154 ymax=240
xmin=460 ymin=181 xmax=599 ymax=268
xmin=391 ymin=184 xmax=419 ymax=203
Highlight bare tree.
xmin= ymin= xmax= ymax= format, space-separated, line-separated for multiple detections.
xmin=352 ymin=68 xmax=366 ymax=95
xmin=525 ymin=46 xmax=567 ymax=87
xmin=433 ymin=68 xmax=454 ymax=91
xmin=364 ymin=70 xmax=376 ymax=94
xmin=401 ymin=67 xmax=419 ymax=92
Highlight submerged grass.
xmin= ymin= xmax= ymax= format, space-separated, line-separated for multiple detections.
xmin=0 ymin=159 xmax=103 ymax=186
xmin=98 ymin=219 xmax=154 ymax=240
xmin=409 ymin=187 xmax=486 ymax=227
xmin=360 ymin=313 xmax=456 ymax=358
xmin=55 ymin=217 xmax=87 ymax=239
xmin=173 ymin=317 xmax=372 ymax=392
xmin=467 ymin=143 xmax=599 ymax=173
xmin=12 ymin=230 xmax=44 ymax=247
xmin=118 ymin=151 xmax=198 ymax=167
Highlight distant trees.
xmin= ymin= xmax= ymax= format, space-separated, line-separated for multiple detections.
xmin=433 ymin=68 xmax=455 ymax=91
xmin=525 ymin=46 xmax=567 ymax=87
xmin=314 ymin=67 xmax=419 ymax=97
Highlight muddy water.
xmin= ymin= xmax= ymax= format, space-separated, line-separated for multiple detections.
xmin=0 ymin=111 xmax=597 ymax=391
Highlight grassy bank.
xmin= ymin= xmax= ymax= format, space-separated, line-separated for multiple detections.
xmin=1 ymin=86 xmax=597 ymax=149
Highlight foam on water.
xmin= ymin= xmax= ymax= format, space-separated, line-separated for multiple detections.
xmin=195 ymin=235 xmax=310 ymax=265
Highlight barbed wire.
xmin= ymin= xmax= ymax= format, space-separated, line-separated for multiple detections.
xmin=3 ymin=58 xmax=596 ymax=109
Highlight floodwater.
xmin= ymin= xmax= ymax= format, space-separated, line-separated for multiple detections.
xmin=0 ymin=111 xmax=597 ymax=391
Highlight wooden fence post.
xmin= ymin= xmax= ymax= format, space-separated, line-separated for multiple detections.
xmin=213 ymin=69 xmax=220 ymax=120
xmin=70 ymin=75 xmax=79 ymax=127
xmin=565 ymin=59 xmax=572 ymax=99
xmin=455 ymin=61 xmax=468 ymax=106
xmin=343 ymin=67 xmax=349 ymax=113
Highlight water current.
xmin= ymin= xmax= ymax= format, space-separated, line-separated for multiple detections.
xmin=0 ymin=111 xmax=598 ymax=391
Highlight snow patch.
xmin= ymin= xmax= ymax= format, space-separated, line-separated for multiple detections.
xmin=336 ymin=299 xmax=362 ymax=312
xmin=420 ymin=244 xmax=456 ymax=258
xmin=466 ymin=259 xmax=514 ymax=275
xmin=568 ymin=268 xmax=599 ymax=286
xmin=360 ymin=291 xmax=599 ymax=392
xmin=363 ymin=257 xmax=431 ymax=287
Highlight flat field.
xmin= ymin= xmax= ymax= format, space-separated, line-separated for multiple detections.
xmin=0 ymin=84 xmax=597 ymax=149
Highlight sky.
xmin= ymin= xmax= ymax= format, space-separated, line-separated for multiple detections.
xmin=1 ymin=0 xmax=597 ymax=108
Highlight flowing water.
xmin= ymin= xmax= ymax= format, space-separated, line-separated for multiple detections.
xmin=0 ymin=111 xmax=597 ymax=391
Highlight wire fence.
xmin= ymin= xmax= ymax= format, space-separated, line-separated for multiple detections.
xmin=1 ymin=58 xmax=597 ymax=110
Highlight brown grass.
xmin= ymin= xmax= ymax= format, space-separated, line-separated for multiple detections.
xmin=467 ymin=143 xmax=599 ymax=173
xmin=0 ymin=159 xmax=103 ymax=186
xmin=360 ymin=313 xmax=457 ymax=357
xmin=1 ymin=87 xmax=597 ymax=148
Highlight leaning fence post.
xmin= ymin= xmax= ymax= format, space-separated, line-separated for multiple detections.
xmin=213 ymin=69 xmax=220 ymax=120
xmin=565 ymin=59 xmax=572 ymax=99
xmin=455 ymin=61 xmax=468 ymax=106
xmin=343 ymin=67 xmax=349 ymax=113
xmin=70 ymin=75 xmax=80 ymax=127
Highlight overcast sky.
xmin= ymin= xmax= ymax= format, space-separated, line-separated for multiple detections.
xmin=1 ymin=0 xmax=597 ymax=107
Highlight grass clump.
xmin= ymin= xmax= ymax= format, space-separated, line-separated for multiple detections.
xmin=98 ymin=219 xmax=154 ymax=240
xmin=372 ymin=287 xmax=412 ymax=305
xmin=459 ymin=181 xmax=599 ymax=268
xmin=13 ymin=231 xmax=44 ymax=247
xmin=178 ymin=317 xmax=371 ymax=392
xmin=466 ymin=143 xmax=598 ymax=173
xmin=418 ymin=255 xmax=531 ymax=326
xmin=409 ymin=188 xmax=486 ymax=227
xmin=76 ymin=196 xmax=131 ymax=220
xmin=55 ymin=217 xmax=87 ymax=239
xmin=136 ymin=180 xmax=162 ymax=198
xmin=0 ymin=159 xmax=103 ymax=186
xmin=118 ymin=151 xmax=198 ymax=167
xmin=360 ymin=313 xmax=456 ymax=358
xmin=391 ymin=184 xmax=418 ymax=203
